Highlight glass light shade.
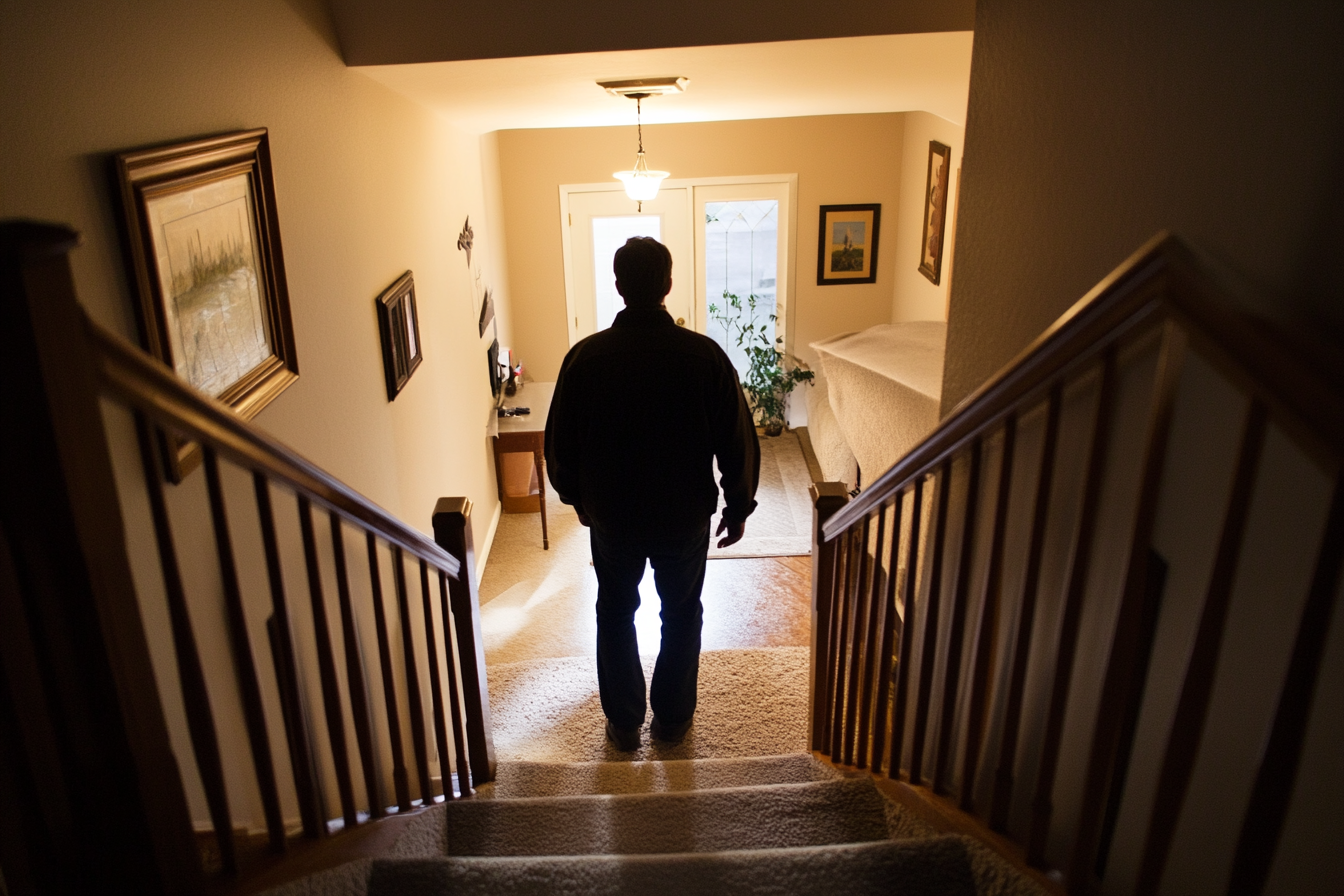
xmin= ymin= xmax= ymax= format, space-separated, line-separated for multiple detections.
xmin=614 ymin=151 xmax=669 ymax=201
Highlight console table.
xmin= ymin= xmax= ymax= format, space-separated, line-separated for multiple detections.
xmin=490 ymin=382 xmax=553 ymax=549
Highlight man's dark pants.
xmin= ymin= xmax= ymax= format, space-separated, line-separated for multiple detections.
xmin=589 ymin=524 xmax=710 ymax=731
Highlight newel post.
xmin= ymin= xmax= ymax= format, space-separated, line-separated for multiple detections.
xmin=809 ymin=483 xmax=850 ymax=753
xmin=432 ymin=497 xmax=497 ymax=785
xmin=0 ymin=222 xmax=201 ymax=893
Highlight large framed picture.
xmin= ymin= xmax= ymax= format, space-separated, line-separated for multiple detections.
xmin=375 ymin=271 xmax=423 ymax=401
xmin=115 ymin=128 xmax=298 ymax=480
xmin=817 ymin=204 xmax=881 ymax=285
xmin=918 ymin=141 xmax=953 ymax=285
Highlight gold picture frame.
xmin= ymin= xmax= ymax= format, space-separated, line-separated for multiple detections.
xmin=918 ymin=141 xmax=953 ymax=285
xmin=115 ymin=128 xmax=298 ymax=481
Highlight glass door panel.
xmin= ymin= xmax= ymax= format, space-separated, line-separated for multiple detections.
xmin=565 ymin=188 xmax=690 ymax=343
xmin=592 ymin=215 xmax=660 ymax=331
xmin=704 ymin=199 xmax=779 ymax=378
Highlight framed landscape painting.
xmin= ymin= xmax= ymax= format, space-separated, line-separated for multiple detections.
xmin=115 ymin=128 xmax=298 ymax=480
xmin=817 ymin=204 xmax=881 ymax=285
xmin=918 ymin=141 xmax=953 ymax=285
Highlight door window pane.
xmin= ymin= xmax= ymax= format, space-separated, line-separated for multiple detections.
xmin=704 ymin=200 xmax=778 ymax=378
xmin=592 ymin=215 xmax=660 ymax=331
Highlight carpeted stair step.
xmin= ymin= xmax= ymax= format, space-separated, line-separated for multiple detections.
xmin=436 ymin=777 xmax=891 ymax=857
xmin=367 ymin=836 xmax=989 ymax=896
xmin=479 ymin=753 xmax=842 ymax=798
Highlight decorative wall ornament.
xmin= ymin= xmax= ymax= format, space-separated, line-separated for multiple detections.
xmin=918 ymin=141 xmax=952 ymax=285
xmin=375 ymin=271 xmax=423 ymax=401
xmin=816 ymin=204 xmax=881 ymax=285
xmin=114 ymin=127 xmax=299 ymax=481
xmin=457 ymin=216 xmax=474 ymax=267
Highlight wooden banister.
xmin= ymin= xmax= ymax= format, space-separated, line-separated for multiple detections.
xmin=3 ymin=221 xmax=495 ymax=893
xmin=432 ymin=497 xmax=497 ymax=786
xmin=2 ymin=221 xmax=202 ymax=893
xmin=87 ymin=319 xmax=460 ymax=580
xmin=808 ymin=231 xmax=1344 ymax=892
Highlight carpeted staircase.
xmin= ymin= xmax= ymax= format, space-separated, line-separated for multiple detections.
xmin=275 ymin=753 xmax=1043 ymax=895
xmin=266 ymin=650 xmax=1044 ymax=895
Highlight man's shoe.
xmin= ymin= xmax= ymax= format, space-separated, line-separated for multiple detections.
xmin=650 ymin=716 xmax=692 ymax=745
xmin=605 ymin=719 xmax=641 ymax=751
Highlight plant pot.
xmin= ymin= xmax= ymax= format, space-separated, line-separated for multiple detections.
xmin=763 ymin=421 xmax=784 ymax=437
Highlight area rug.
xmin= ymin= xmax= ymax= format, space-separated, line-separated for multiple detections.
xmin=478 ymin=429 xmax=814 ymax=603
xmin=708 ymin=430 xmax=813 ymax=559
xmin=486 ymin=647 xmax=809 ymax=763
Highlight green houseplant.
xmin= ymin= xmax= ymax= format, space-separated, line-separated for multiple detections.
xmin=708 ymin=290 xmax=814 ymax=436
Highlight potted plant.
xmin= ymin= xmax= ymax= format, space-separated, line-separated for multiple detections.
xmin=708 ymin=291 xmax=814 ymax=436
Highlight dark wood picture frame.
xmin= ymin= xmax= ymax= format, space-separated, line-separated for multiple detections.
xmin=478 ymin=286 xmax=495 ymax=337
xmin=114 ymin=128 xmax=298 ymax=481
xmin=817 ymin=203 xmax=881 ymax=285
xmin=918 ymin=140 xmax=953 ymax=285
xmin=376 ymin=271 xmax=423 ymax=401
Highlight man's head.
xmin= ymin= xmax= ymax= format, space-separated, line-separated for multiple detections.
xmin=613 ymin=236 xmax=672 ymax=306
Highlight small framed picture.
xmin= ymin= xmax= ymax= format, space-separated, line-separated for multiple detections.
xmin=817 ymin=204 xmax=881 ymax=285
xmin=114 ymin=128 xmax=299 ymax=481
xmin=376 ymin=271 xmax=423 ymax=401
xmin=918 ymin=141 xmax=953 ymax=285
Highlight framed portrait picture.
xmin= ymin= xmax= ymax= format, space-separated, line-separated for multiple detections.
xmin=918 ymin=141 xmax=953 ymax=285
xmin=115 ymin=128 xmax=298 ymax=480
xmin=817 ymin=204 xmax=881 ymax=285
xmin=376 ymin=271 xmax=423 ymax=401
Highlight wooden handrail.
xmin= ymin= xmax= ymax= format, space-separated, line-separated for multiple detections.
xmin=807 ymin=231 xmax=1344 ymax=894
xmin=823 ymin=232 xmax=1344 ymax=541
xmin=87 ymin=316 xmax=460 ymax=579
xmin=3 ymin=220 xmax=492 ymax=894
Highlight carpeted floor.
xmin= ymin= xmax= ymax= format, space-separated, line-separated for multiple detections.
xmin=486 ymin=647 xmax=810 ymax=763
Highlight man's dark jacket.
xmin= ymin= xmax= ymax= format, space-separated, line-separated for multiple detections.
xmin=544 ymin=303 xmax=760 ymax=538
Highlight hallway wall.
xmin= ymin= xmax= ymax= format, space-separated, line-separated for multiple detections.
xmin=2 ymin=0 xmax=509 ymax=830
xmin=492 ymin=113 xmax=905 ymax=381
xmin=890 ymin=111 xmax=964 ymax=324
xmin=943 ymin=0 xmax=1344 ymax=414
xmin=1 ymin=0 xmax=504 ymax=550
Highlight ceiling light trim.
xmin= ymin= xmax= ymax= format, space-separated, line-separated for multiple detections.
xmin=598 ymin=76 xmax=690 ymax=98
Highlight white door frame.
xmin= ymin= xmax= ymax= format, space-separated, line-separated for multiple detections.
xmin=559 ymin=174 xmax=799 ymax=353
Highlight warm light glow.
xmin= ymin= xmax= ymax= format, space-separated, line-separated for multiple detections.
xmin=614 ymin=151 xmax=669 ymax=201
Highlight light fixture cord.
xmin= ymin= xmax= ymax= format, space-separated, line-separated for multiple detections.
xmin=637 ymin=97 xmax=644 ymax=211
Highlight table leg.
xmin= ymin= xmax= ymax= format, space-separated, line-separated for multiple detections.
xmin=534 ymin=448 xmax=549 ymax=550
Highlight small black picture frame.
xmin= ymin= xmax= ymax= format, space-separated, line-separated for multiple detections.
xmin=817 ymin=203 xmax=881 ymax=285
xmin=376 ymin=271 xmax=422 ymax=401
xmin=487 ymin=338 xmax=502 ymax=398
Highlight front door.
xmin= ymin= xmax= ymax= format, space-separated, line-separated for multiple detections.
xmin=564 ymin=188 xmax=693 ymax=343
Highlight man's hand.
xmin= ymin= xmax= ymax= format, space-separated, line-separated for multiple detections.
xmin=715 ymin=517 xmax=745 ymax=548
xmin=576 ymin=510 xmax=592 ymax=527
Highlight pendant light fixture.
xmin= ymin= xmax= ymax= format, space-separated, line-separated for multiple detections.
xmin=613 ymin=95 xmax=667 ymax=211
xmin=599 ymin=77 xmax=686 ymax=211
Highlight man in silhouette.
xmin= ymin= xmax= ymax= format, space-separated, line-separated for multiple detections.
xmin=545 ymin=236 xmax=760 ymax=751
